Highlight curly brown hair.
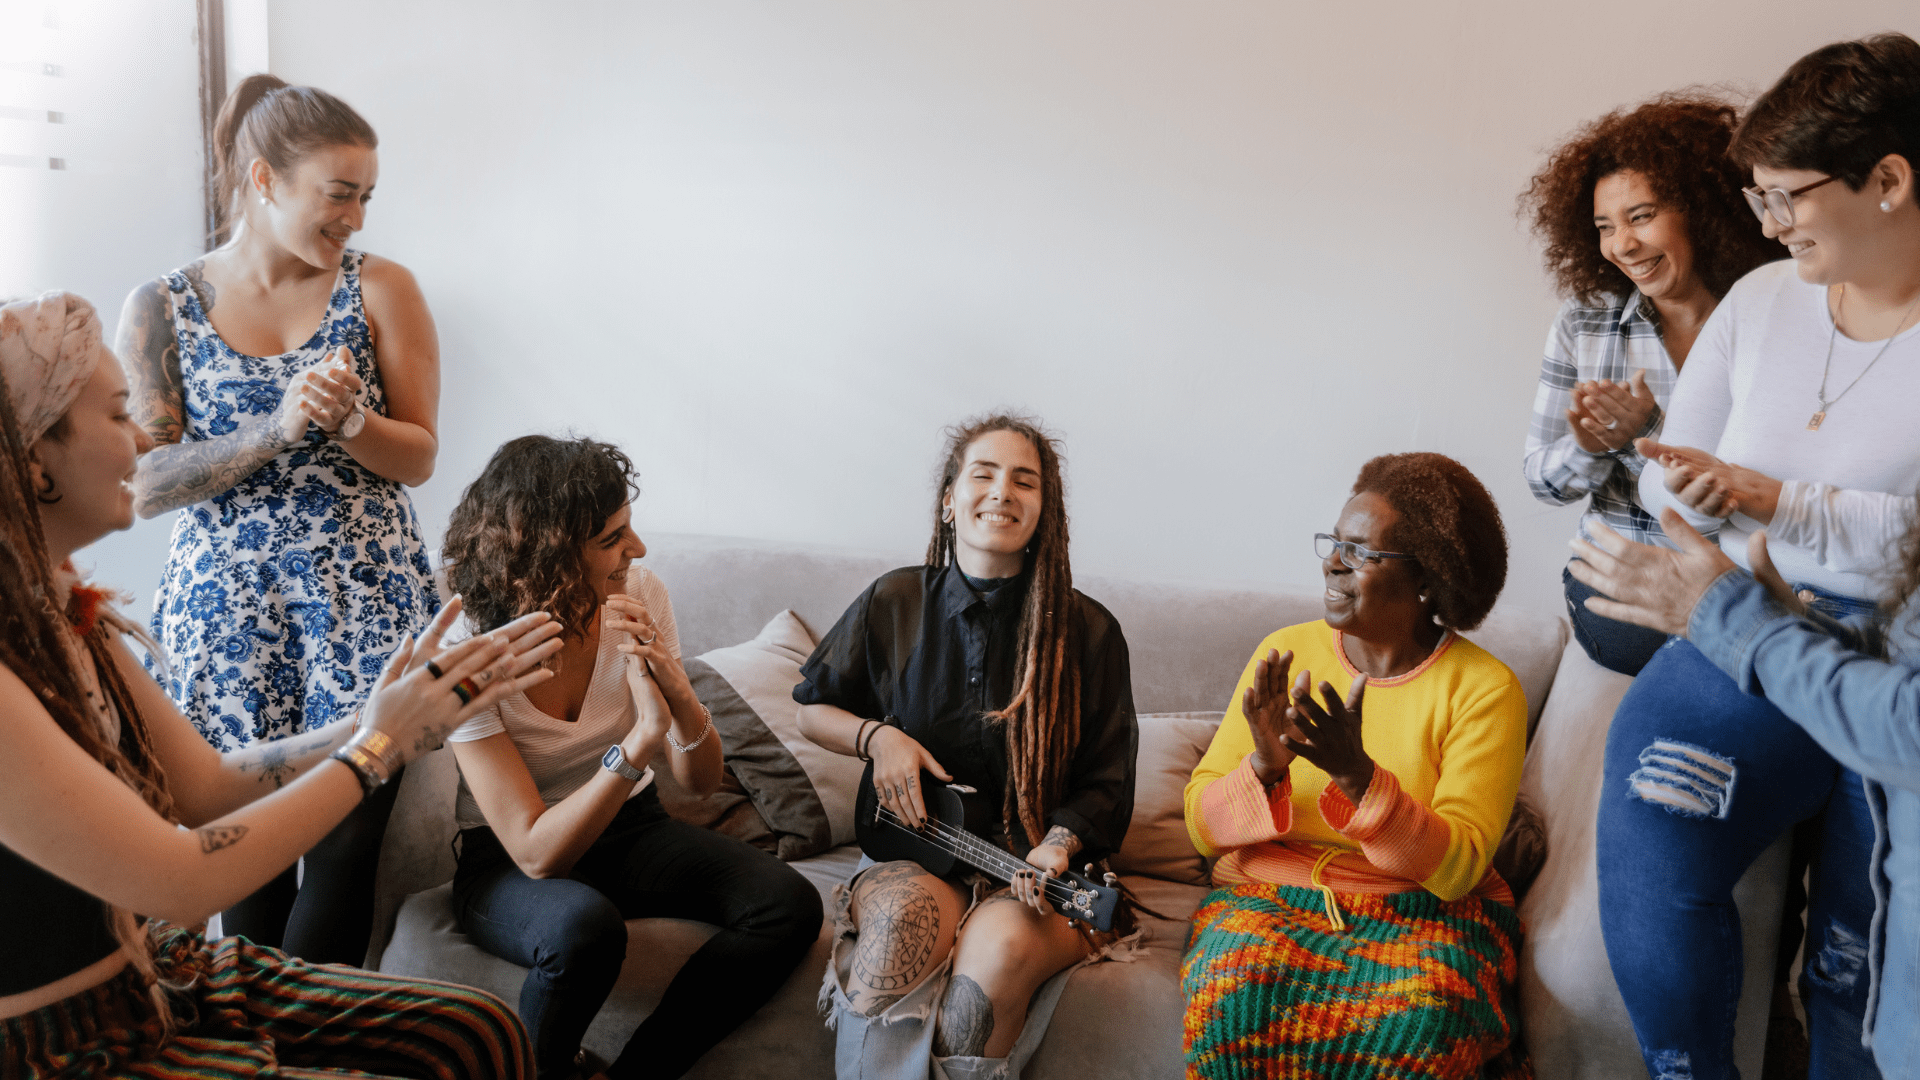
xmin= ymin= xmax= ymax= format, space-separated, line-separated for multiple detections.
xmin=1731 ymin=33 xmax=1920 ymax=194
xmin=1351 ymin=453 xmax=1507 ymax=632
xmin=1522 ymin=92 xmax=1778 ymax=304
xmin=443 ymin=435 xmax=639 ymax=640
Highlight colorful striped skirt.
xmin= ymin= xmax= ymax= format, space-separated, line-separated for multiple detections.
xmin=1181 ymin=883 xmax=1532 ymax=1080
xmin=2 ymin=925 xmax=531 ymax=1080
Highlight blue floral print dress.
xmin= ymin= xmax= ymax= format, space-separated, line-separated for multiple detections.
xmin=149 ymin=250 xmax=440 ymax=752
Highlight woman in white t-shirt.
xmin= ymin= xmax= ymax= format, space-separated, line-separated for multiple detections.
xmin=441 ymin=436 xmax=822 ymax=1080
xmin=1591 ymin=33 xmax=1920 ymax=1080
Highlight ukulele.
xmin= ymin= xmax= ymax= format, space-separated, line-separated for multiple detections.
xmin=853 ymin=761 xmax=1121 ymax=931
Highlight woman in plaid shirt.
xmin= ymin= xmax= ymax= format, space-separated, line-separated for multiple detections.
xmin=1520 ymin=93 xmax=1776 ymax=676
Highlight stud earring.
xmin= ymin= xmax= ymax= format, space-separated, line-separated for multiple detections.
xmin=1883 ymin=201 xmax=1895 ymax=212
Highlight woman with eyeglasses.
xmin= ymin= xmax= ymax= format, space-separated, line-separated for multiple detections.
xmin=1592 ymin=33 xmax=1920 ymax=1080
xmin=1180 ymin=453 xmax=1530 ymax=1080
xmin=1520 ymin=93 xmax=1779 ymax=677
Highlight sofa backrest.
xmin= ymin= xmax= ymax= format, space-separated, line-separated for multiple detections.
xmin=366 ymin=531 xmax=1568 ymax=966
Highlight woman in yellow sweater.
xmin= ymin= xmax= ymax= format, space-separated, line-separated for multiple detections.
xmin=1181 ymin=453 xmax=1531 ymax=1080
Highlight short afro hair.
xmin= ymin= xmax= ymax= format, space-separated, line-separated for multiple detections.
xmin=1521 ymin=92 xmax=1777 ymax=304
xmin=1352 ymin=453 xmax=1507 ymax=632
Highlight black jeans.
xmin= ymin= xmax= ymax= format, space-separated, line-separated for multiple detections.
xmin=222 ymin=763 xmax=403 ymax=965
xmin=452 ymin=788 xmax=824 ymax=1080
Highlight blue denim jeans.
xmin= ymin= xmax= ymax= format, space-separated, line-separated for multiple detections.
xmin=1564 ymin=566 xmax=1671 ymax=676
xmin=1598 ymin=636 xmax=1880 ymax=1080
xmin=453 ymin=789 xmax=823 ymax=1080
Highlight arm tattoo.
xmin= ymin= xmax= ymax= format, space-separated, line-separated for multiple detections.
xmin=250 ymin=745 xmax=293 ymax=789
xmin=196 ymin=824 xmax=249 ymax=853
xmin=933 ymin=974 xmax=996 ymax=1057
xmin=1041 ymin=824 xmax=1082 ymax=856
xmin=235 ymin=731 xmax=332 ymax=789
xmin=123 ymin=267 xmax=299 ymax=516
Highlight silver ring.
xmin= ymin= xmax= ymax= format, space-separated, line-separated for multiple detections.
xmin=635 ymin=633 xmax=656 ymax=646
xmin=1605 ymin=420 xmax=1619 ymax=431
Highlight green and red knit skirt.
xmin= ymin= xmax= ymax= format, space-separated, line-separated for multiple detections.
xmin=1180 ymin=883 xmax=1532 ymax=1080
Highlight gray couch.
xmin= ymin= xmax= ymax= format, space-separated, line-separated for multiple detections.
xmin=366 ymin=533 xmax=1787 ymax=1079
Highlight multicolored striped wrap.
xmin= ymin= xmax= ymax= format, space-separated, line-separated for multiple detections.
xmin=2 ymin=925 xmax=531 ymax=1080
xmin=1181 ymin=883 xmax=1532 ymax=1080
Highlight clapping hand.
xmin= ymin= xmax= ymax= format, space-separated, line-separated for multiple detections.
xmin=1279 ymin=670 xmax=1374 ymax=806
xmin=1567 ymin=371 xmax=1657 ymax=453
xmin=276 ymin=347 xmax=365 ymax=443
xmin=1636 ymin=439 xmax=1783 ymax=524
xmin=1242 ymin=648 xmax=1299 ymax=786
xmin=1568 ymin=510 xmax=1805 ymax=636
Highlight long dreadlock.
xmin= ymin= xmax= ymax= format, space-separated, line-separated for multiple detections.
xmin=0 ymin=363 xmax=188 ymax=1028
xmin=925 ymin=413 xmax=1080 ymax=851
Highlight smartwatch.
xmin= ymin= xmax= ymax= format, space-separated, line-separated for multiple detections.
xmin=601 ymin=743 xmax=645 ymax=782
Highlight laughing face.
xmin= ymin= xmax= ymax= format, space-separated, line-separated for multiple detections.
xmin=1321 ymin=492 xmax=1427 ymax=638
xmin=31 ymin=360 xmax=155 ymax=557
xmin=1593 ymin=169 xmax=1700 ymax=303
xmin=252 ymin=142 xmax=378 ymax=270
xmin=581 ymin=502 xmax=647 ymax=602
xmin=944 ymin=428 xmax=1043 ymax=577
xmin=1750 ymin=164 xmax=1891 ymax=287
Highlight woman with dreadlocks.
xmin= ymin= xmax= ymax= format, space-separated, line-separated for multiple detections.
xmin=796 ymin=413 xmax=1138 ymax=1080
xmin=0 ymin=292 xmax=560 ymax=1080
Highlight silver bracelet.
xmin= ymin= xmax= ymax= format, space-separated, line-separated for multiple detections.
xmin=666 ymin=703 xmax=715 ymax=753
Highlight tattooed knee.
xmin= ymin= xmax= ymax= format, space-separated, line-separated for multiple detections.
xmin=849 ymin=874 xmax=945 ymax=1013
xmin=933 ymin=974 xmax=996 ymax=1057
xmin=1626 ymin=739 xmax=1736 ymax=819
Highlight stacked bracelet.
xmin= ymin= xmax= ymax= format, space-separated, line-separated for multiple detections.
xmin=330 ymin=729 xmax=401 ymax=799
xmin=667 ymin=703 xmax=715 ymax=753
xmin=854 ymin=719 xmax=879 ymax=761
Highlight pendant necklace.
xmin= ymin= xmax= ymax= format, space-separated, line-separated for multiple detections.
xmin=1808 ymin=284 xmax=1920 ymax=431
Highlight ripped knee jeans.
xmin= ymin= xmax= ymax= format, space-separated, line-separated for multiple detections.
xmin=818 ymin=860 xmax=1092 ymax=1080
xmin=1596 ymin=636 xmax=1880 ymax=1080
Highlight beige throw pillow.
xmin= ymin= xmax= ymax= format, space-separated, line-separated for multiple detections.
xmin=1109 ymin=711 xmax=1223 ymax=886
xmin=648 ymin=610 xmax=865 ymax=861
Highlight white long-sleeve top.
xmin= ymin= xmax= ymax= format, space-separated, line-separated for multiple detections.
xmin=1640 ymin=260 xmax=1920 ymax=600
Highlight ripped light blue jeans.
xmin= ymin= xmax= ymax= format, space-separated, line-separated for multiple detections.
xmin=1598 ymin=633 xmax=1880 ymax=1080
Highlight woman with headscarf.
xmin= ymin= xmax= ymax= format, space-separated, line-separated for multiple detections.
xmin=0 ymin=291 xmax=559 ymax=1079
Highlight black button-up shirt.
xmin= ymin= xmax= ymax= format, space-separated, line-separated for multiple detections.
xmin=793 ymin=563 xmax=1137 ymax=863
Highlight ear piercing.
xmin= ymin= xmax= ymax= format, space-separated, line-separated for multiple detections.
xmin=1884 ymin=201 xmax=1895 ymax=212
xmin=941 ymin=506 xmax=954 ymax=523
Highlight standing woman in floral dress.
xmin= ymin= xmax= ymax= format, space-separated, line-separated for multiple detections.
xmin=117 ymin=74 xmax=442 ymax=965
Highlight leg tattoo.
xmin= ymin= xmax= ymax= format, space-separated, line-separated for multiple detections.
xmin=851 ymin=878 xmax=942 ymax=1012
xmin=933 ymin=974 xmax=996 ymax=1057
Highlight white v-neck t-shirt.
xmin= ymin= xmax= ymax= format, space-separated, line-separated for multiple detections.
xmin=1640 ymin=259 xmax=1920 ymax=599
xmin=449 ymin=565 xmax=678 ymax=831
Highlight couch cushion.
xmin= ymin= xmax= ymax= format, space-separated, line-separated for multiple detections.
xmin=650 ymin=609 xmax=863 ymax=860
xmin=1110 ymin=712 xmax=1223 ymax=886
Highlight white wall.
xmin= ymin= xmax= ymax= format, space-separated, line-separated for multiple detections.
xmin=58 ymin=2 xmax=1920 ymax=620
xmin=1 ymin=0 xmax=204 ymax=608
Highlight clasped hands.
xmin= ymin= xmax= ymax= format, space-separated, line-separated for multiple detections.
xmin=1242 ymin=648 xmax=1375 ymax=808
xmin=1567 ymin=371 xmax=1657 ymax=454
xmin=1636 ymin=438 xmax=1783 ymax=525
xmin=276 ymin=345 xmax=366 ymax=443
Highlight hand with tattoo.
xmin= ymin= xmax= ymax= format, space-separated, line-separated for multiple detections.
xmin=1013 ymin=824 xmax=1080 ymax=915
xmin=356 ymin=597 xmax=566 ymax=763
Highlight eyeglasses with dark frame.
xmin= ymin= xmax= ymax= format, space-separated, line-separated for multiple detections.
xmin=1314 ymin=533 xmax=1416 ymax=570
xmin=1742 ymin=175 xmax=1839 ymax=229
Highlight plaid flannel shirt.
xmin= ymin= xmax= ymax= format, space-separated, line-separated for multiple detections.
xmin=1523 ymin=292 xmax=1677 ymax=549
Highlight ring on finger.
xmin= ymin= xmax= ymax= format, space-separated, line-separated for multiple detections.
xmin=635 ymin=634 xmax=656 ymax=646
xmin=425 ymin=659 xmax=446 ymax=680
xmin=451 ymin=677 xmax=482 ymax=706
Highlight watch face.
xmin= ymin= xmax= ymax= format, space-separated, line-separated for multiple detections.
xmin=339 ymin=408 xmax=366 ymax=439
xmin=602 ymin=745 xmax=622 ymax=770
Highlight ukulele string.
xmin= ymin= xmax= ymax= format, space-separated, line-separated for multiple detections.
xmin=874 ymin=807 xmax=1083 ymax=905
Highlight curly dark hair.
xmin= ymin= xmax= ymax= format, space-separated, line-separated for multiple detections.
xmin=1522 ymin=92 xmax=1778 ymax=304
xmin=443 ymin=435 xmax=639 ymax=640
xmin=1731 ymin=33 xmax=1920 ymax=197
xmin=1351 ymin=453 xmax=1507 ymax=632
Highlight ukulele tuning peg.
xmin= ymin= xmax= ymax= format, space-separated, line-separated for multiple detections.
xmin=1083 ymin=863 xmax=1096 ymax=876
xmin=1103 ymin=872 xmax=1118 ymax=888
